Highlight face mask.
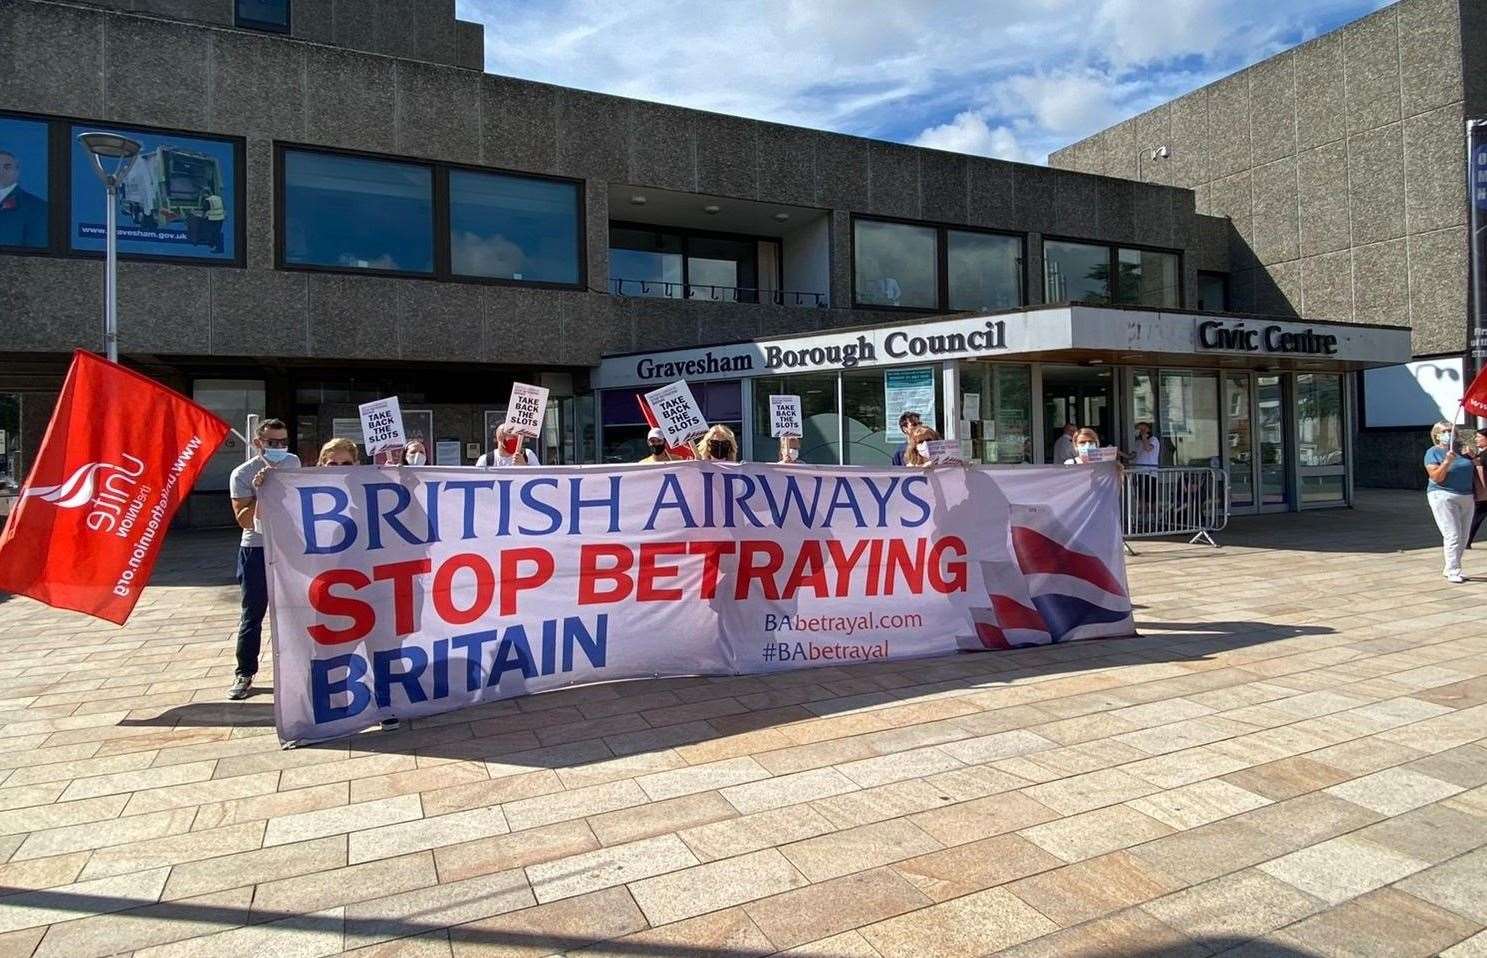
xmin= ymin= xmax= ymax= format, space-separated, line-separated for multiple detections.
xmin=648 ymin=443 xmax=667 ymax=455
xmin=1076 ymin=443 xmax=1095 ymax=456
xmin=916 ymin=443 xmax=930 ymax=457
xmin=708 ymin=441 xmax=729 ymax=459
xmin=502 ymin=436 xmax=520 ymax=455
xmin=1438 ymin=432 xmax=1453 ymax=448
xmin=262 ymin=447 xmax=290 ymax=464
xmin=784 ymin=448 xmax=799 ymax=462
xmin=406 ymin=452 xmax=426 ymax=466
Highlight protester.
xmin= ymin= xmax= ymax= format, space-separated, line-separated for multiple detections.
xmin=404 ymin=439 xmax=428 ymax=466
xmin=903 ymin=424 xmax=941 ymax=467
xmin=1470 ymin=429 xmax=1487 ymax=547
xmin=777 ymin=435 xmax=801 ymax=463
xmin=227 ymin=418 xmax=300 ymax=700
xmin=477 ymin=423 xmax=538 ymax=467
xmin=316 ymin=437 xmax=358 ymax=466
xmin=1052 ymin=422 xmax=1078 ymax=465
xmin=695 ymin=424 xmax=738 ymax=461
xmin=1064 ymin=427 xmax=1101 ymax=465
xmin=1130 ymin=421 xmax=1161 ymax=468
xmin=1425 ymin=421 xmax=1474 ymax=583
xmin=891 ymin=411 xmax=922 ymax=466
xmin=639 ymin=428 xmax=673 ymax=464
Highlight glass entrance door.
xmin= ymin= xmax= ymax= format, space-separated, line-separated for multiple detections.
xmin=1257 ymin=374 xmax=1290 ymax=510
xmin=1224 ymin=373 xmax=1256 ymax=512
xmin=1041 ymin=365 xmax=1114 ymax=462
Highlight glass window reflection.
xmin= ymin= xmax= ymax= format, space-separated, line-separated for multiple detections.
xmin=283 ymin=150 xmax=433 ymax=273
xmin=854 ymin=219 xmax=937 ymax=308
xmin=449 ymin=170 xmax=579 ymax=284
xmin=1043 ymin=240 xmax=1110 ymax=304
xmin=947 ymin=231 xmax=1021 ymax=311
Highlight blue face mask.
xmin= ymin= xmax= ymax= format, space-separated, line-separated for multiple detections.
xmin=262 ymin=447 xmax=290 ymax=464
xmin=1076 ymin=443 xmax=1095 ymax=456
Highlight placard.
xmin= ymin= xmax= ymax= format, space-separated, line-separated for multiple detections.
xmin=885 ymin=367 xmax=937 ymax=430
xmin=1083 ymin=446 xmax=1120 ymax=462
xmin=436 ymin=439 xmax=463 ymax=466
xmin=644 ymin=380 xmax=708 ymax=447
xmin=506 ymin=383 xmax=550 ymax=439
xmin=358 ymin=397 xmax=405 ymax=458
xmin=923 ymin=439 xmax=963 ymax=464
xmin=769 ymin=395 xmax=803 ymax=438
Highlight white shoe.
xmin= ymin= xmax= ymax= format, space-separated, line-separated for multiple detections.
xmin=1448 ymin=573 xmax=1466 ymax=584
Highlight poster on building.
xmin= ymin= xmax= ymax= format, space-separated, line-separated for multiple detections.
xmin=259 ymin=460 xmax=1133 ymax=744
xmin=1471 ymin=121 xmax=1487 ymax=361
xmin=436 ymin=439 xmax=462 ymax=466
xmin=0 ymin=113 xmax=50 ymax=250
xmin=1164 ymin=374 xmax=1192 ymax=437
xmin=358 ymin=397 xmax=405 ymax=460
xmin=506 ymin=383 xmax=549 ymax=438
xmin=769 ymin=395 xmax=803 ymax=437
xmin=644 ymin=380 xmax=708 ymax=447
xmin=69 ymin=123 xmax=238 ymax=262
xmin=885 ymin=367 xmax=937 ymax=430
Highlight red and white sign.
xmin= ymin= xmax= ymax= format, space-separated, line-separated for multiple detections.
xmin=0 ymin=351 xmax=229 ymax=624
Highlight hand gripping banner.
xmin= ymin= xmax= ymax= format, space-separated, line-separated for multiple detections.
xmin=260 ymin=461 xmax=1133 ymax=745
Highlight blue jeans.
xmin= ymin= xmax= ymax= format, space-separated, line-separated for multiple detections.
xmin=235 ymin=546 xmax=267 ymax=678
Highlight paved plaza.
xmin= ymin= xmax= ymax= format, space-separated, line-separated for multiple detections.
xmin=0 ymin=490 xmax=1483 ymax=957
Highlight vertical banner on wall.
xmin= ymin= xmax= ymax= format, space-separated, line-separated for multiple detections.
xmin=1469 ymin=121 xmax=1487 ymax=378
xmin=885 ymin=367 xmax=937 ymax=430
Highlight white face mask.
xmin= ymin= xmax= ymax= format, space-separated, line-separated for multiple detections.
xmin=1437 ymin=431 xmax=1453 ymax=448
xmin=784 ymin=448 xmax=799 ymax=462
xmin=406 ymin=452 xmax=426 ymax=466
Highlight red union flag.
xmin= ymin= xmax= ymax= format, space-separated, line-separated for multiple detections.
xmin=0 ymin=351 xmax=229 ymax=624
xmin=1464 ymin=365 xmax=1487 ymax=419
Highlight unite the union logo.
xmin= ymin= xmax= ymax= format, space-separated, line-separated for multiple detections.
xmin=22 ymin=454 xmax=147 ymax=532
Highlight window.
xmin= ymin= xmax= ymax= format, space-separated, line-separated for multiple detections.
xmin=1043 ymin=240 xmax=1111 ymax=304
xmin=750 ymin=374 xmax=839 ymax=464
xmin=282 ymin=150 xmax=434 ymax=274
xmin=1198 ymin=271 xmax=1229 ymax=311
xmin=1117 ymin=247 xmax=1180 ymax=307
xmin=449 ymin=170 xmax=580 ymax=284
xmin=0 ymin=393 xmax=20 ymax=492
xmin=1043 ymin=240 xmax=1182 ymax=307
xmin=609 ymin=227 xmax=684 ymax=298
xmin=1295 ymin=373 xmax=1344 ymax=467
xmin=608 ymin=225 xmax=776 ymax=303
xmin=236 ymin=0 xmax=290 ymax=32
xmin=854 ymin=219 xmax=938 ymax=308
xmin=70 ymin=123 xmax=240 ymax=263
xmin=0 ymin=115 xmax=49 ymax=250
xmin=959 ymin=362 xmax=1032 ymax=464
xmin=947 ymin=230 xmax=1021 ymax=311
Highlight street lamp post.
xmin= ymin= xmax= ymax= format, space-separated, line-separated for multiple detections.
xmin=77 ymin=132 xmax=142 ymax=364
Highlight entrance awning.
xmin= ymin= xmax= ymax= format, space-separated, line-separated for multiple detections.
xmin=594 ymin=304 xmax=1412 ymax=390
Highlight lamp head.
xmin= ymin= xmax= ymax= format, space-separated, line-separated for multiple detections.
xmin=77 ymin=132 xmax=142 ymax=188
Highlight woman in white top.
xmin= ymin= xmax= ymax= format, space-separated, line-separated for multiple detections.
xmin=1064 ymin=427 xmax=1101 ymax=465
xmin=477 ymin=423 xmax=539 ymax=467
xmin=1130 ymin=421 xmax=1161 ymax=468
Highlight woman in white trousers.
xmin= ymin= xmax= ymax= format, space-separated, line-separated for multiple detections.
xmin=1424 ymin=420 xmax=1475 ymax=583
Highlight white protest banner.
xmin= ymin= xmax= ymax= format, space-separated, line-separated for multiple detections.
xmin=770 ymin=395 xmax=803 ymax=438
xmin=260 ymin=462 xmax=1133 ymax=745
xmin=506 ymin=383 xmax=550 ymax=439
xmin=358 ymin=397 xmax=405 ymax=458
xmin=644 ymin=380 xmax=708 ymax=447
xmin=1085 ymin=446 xmax=1121 ymax=462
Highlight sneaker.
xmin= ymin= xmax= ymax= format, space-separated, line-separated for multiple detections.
xmin=1448 ymin=573 xmax=1467 ymax=584
xmin=227 ymin=675 xmax=252 ymax=700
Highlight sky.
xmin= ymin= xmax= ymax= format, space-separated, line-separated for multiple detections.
xmin=454 ymin=0 xmax=1391 ymax=165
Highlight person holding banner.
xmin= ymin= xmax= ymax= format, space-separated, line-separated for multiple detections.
xmin=891 ymin=411 xmax=922 ymax=466
xmin=478 ymin=423 xmax=539 ymax=467
xmin=777 ymin=435 xmax=801 ymax=463
xmin=903 ymin=424 xmax=941 ymax=467
xmin=316 ymin=438 xmax=358 ymax=467
xmin=1425 ymin=421 xmax=1474 ymax=583
xmin=227 ymin=418 xmax=300 ymax=700
xmin=1064 ymin=427 xmax=1102 ymax=465
xmin=640 ymin=428 xmax=674 ymax=464
xmin=695 ymin=424 xmax=739 ymax=462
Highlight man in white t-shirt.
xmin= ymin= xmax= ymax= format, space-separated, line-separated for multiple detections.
xmin=476 ymin=422 xmax=539 ymax=467
xmin=226 ymin=418 xmax=300 ymax=700
xmin=1131 ymin=420 xmax=1162 ymax=468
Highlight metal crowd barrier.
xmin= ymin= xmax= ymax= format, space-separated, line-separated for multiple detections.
xmin=1121 ymin=466 xmax=1229 ymax=552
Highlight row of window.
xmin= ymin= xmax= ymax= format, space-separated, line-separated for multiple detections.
xmin=3 ymin=109 xmax=1190 ymax=310
xmin=849 ymin=218 xmax=1184 ymax=313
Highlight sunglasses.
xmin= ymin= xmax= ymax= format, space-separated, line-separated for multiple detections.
xmin=260 ymin=438 xmax=289 ymax=448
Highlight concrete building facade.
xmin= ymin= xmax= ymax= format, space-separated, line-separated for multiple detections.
xmin=0 ymin=0 xmax=1434 ymax=520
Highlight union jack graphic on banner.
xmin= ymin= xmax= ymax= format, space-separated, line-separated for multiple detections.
xmin=961 ymin=505 xmax=1134 ymax=650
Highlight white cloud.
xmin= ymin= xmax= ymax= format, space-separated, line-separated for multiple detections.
xmin=457 ymin=0 xmax=1385 ymax=165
